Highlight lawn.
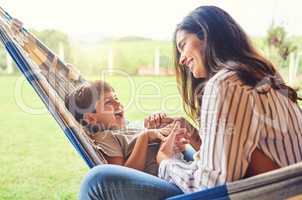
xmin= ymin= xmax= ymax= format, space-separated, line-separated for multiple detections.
xmin=0 ymin=75 xmax=184 ymax=200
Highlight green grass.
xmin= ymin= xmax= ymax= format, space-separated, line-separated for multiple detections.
xmin=0 ymin=75 xmax=184 ymax=200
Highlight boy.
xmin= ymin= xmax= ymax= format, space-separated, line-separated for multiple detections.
xmin=65 ymin=80 xmax=191 ymax=175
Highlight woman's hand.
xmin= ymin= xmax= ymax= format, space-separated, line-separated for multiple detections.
xmin=173 ymin=131 xmax=190 ymax=152
xmin=144 ymin=112 xmax=174 ymax=129
xmin=174 ymin=117 xmax=201 ymax=150
xmin=156 ymin=122 xmax=175 ymax=136
xmin=156 ymin=122 xmax=190 ymax=163
xmin=173 ymin=117 xmax=195 ymax=134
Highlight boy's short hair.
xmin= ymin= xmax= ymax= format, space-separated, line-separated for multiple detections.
xmin=65 ymin=80 xmax=113 ymax=122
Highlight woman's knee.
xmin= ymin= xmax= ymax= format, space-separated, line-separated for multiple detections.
xmin=79 ymin=165 xmax=117 ymax=200
xmin=81 ymin=164 xmax=121 ymax=187
xmin=79 ymin=164 xmax=183 ymax=200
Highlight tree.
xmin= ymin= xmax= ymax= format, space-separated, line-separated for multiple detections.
xmin=266 ymin=24 xmax=297 ymax=68
xmin=30 ymin=29 xmax=73 ymax=63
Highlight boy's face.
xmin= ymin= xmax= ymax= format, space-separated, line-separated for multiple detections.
xmin=85 ymin=90 xmax=126 ymax=130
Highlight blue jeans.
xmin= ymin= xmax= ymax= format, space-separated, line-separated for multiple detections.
xmin=79 ymin=165 xmax=183 ymax=200
xmin=79 ymin=147 xmax=196 ymax=200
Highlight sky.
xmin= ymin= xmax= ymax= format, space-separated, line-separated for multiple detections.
xmin=2 ymin=0 xmax=302 ymax=40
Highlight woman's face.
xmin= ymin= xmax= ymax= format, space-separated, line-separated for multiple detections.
xmin=176 ymin=30 xmax=207 ymax=78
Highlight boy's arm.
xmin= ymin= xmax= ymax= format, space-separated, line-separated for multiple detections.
xmin=104 ymin=131 xmax=151 ymax=172
xmin=124 ymin=132 xmax=149 ymax=171
xmin=105 ymin=156 xmax=125 ymax=165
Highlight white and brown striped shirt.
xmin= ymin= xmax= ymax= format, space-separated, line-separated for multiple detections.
xmin=158 ymin=69 xmax=302 ymax=193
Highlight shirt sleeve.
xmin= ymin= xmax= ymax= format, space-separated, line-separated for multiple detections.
xmin=158 ymin=75 xmax=263 ymax=193
xmin=91 ymin=131 xmax=124 ymax=158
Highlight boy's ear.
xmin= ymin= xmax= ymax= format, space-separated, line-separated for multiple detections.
xmin=83 ymin=112 xmax=97 ymax=124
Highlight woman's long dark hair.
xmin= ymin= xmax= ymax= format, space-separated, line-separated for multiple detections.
xmin=174 ymin=6 xmax=301 ymax=124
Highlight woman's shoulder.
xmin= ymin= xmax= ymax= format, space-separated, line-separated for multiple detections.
xmin=207 ymin=68 xmax=252 ymax=92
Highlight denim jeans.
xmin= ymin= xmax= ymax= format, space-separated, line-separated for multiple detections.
xmin=79 ymin=165 xmax=183 ymax=200
xmin=79 ymin=147 xmax=196 ymax=200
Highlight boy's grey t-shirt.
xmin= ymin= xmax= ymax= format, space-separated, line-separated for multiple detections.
xmin=89 ymin=128 xmax=160 ymax=176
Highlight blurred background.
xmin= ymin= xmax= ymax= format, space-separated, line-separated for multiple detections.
xmin=0 ymin=0 xmax=301 ymax=199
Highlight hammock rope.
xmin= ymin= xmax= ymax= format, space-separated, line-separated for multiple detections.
xmin=0 ymin=7 xmax=301 ymax=200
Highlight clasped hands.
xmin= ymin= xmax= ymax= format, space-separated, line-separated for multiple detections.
xmin=144 ymin=113 xmax=193 ymax=164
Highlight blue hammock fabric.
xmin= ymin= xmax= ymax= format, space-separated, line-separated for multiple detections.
xmin=1 ymin=7 xmax=301 ymax=200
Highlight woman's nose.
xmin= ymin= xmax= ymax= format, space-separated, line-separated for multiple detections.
xmin=179 ymin=54 xmax=187 ymax=65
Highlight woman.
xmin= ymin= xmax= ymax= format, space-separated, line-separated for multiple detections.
xmin=79 ymin=6 xmax=302 ymax=200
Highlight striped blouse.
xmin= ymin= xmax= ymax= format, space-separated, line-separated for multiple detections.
xmin=158 ymin=69 xmax=302 ymax=193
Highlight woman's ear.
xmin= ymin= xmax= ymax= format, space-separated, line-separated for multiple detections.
xmin=83 ymin=112 xmax=97 ymax=124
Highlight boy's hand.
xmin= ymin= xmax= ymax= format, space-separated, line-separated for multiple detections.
xmin=144 ymin=120 xmax=189 ymax=143
xmin=144 ymin=112 xmax=173 ymax=129
xmin=145 ymin=129 xmax=166 ymax=143
xmin=157 ymin=122 xmax=181 ymax=137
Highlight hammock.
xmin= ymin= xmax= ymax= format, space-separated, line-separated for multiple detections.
xmin=0 ymin=7 xmax=301 ymax=200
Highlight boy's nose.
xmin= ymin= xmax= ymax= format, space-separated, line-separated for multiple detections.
xmin=113 ymin=100 xmax=121 ymax=108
